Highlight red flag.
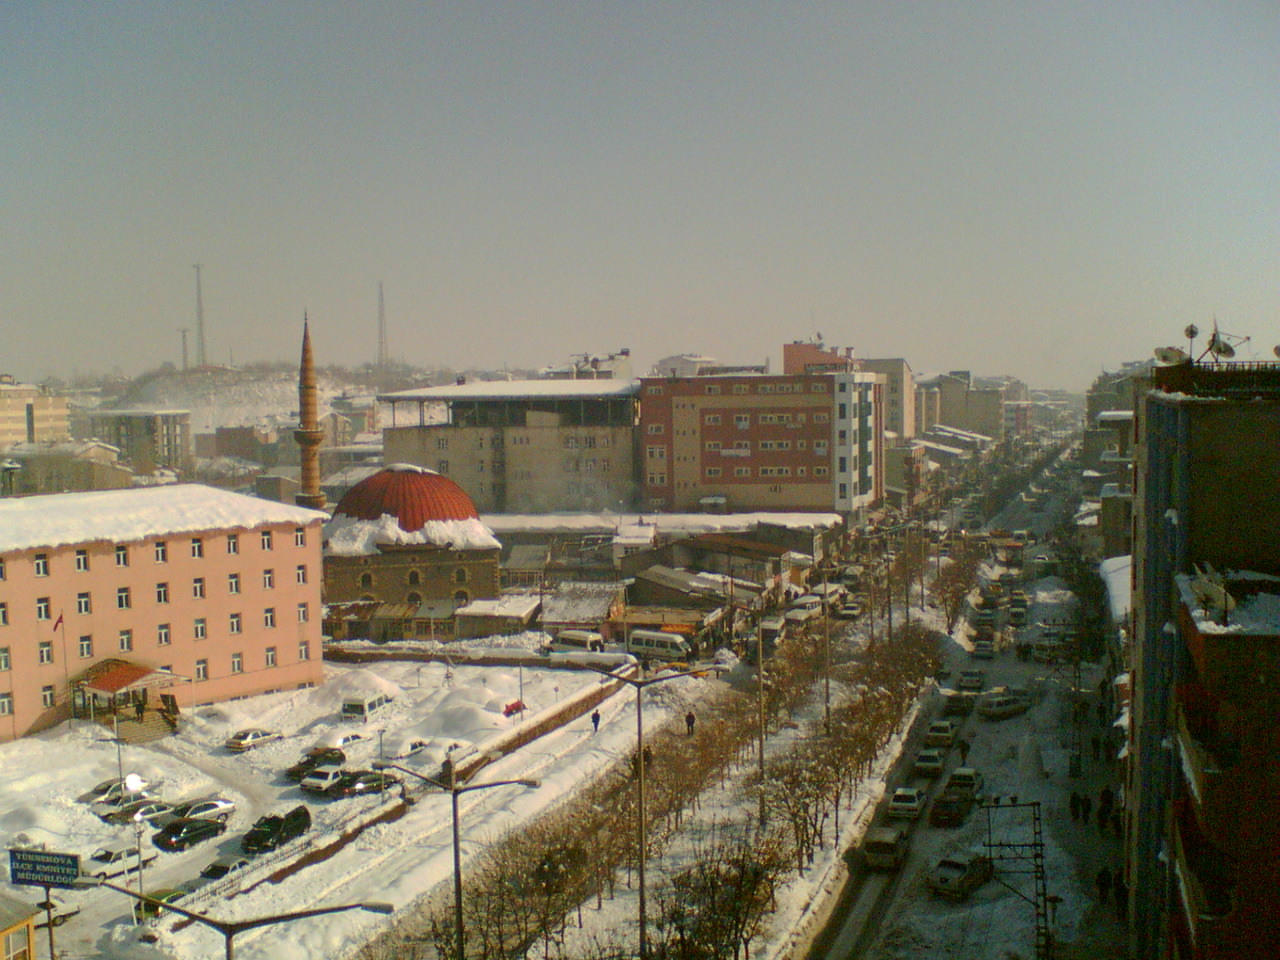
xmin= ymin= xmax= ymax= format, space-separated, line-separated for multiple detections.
xmin=52 ymin=612 xmax=64 ymax=630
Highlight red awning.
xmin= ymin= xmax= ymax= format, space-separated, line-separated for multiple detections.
xmin=79 ymin=662 xmax=186 ymax=695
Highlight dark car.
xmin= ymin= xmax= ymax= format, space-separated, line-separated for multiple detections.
xmin=928 ymin=791 xmax=975 ymax=828
xmin=333 ymin=770 xmax=399 ymax=798
xmin=285 ymin=748 xmax=346 ymax=782
xmin=242 ymin=805 xmax=312 ymax=855
xmin=153 ymin=817 xmax=227 ymax=852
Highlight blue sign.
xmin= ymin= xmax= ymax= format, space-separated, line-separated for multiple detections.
xmin=9 ymin=849 xmax=81 ymax=888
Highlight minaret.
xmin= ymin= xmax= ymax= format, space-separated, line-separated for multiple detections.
xmin=295 ymin=317 xmax=326 ymax=509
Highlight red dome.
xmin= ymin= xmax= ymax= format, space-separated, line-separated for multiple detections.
xmin=333 ymin=465 xmax=480 ymax=533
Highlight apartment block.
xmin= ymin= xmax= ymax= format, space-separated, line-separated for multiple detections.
xmin=0 ymin=375 xmax=70 ymax=450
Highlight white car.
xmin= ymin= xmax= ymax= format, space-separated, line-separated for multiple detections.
xmin=84 ymin=843 xmax=159 ymax=880
xmin=224 ymin=729 xmax=281 ymax=752
xmin=155 ymin=797 xmax=236 ymax=826
xmin=912 ymin=748 xmax=946 ymax=778
xmin=887 ymin=787 xmax=927 ymax=820
xmin=300 ymin=765 xmax=346 ymax=795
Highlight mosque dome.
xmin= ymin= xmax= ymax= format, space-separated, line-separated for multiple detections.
xmin=325 ymin=464 xmax=500 ymax=556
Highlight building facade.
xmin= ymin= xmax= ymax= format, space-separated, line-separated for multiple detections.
xmin=0 ymin=375 xmax=70 ymax=450
xmin=0 ymin=485 xmax=326 ymax=742
xmin=87 ymin=408 xmax=193 ymax=474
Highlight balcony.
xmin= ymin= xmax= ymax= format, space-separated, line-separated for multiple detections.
xmin=1176 ymin=705 xmax=1223 ymax=809
xmin=1173 ymin=812 xmax=1238 ymax=957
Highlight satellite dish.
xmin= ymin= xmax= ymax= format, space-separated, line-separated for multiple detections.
xmin=1273 ymin=345 xmax=1280 ymax=359
xmin=1207 ymin=334 xmax=1235 ymax=359
xmin=1190 ymin=575 xmax=1236 ymax=614
xmin=1184 ymin=324 xmax=1199 ymax=340
xmin=123 ymin=773 xmax=145 ymax=794
xmin=1154 ymin=346 xmax=1188 ymax=365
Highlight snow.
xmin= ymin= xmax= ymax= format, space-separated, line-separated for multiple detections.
xmin=323 ymin=513 xmax=501 ymax=555
xmin=1098 ymin=555 xmax=1132 ymax=621
xmin=455 ymin=595 xmax=541 ymax=618
xmin=382 ymin=379 xmax=642 ymax=401
xmin=0 ymin=485 xmax=326 ymax=553
xmin=483 ymin=511 xmax=842 ymax=535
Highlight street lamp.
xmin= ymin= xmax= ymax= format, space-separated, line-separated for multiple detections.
xmin=591 ymin=664 xmax=702 ymax=960
xmin=87 ymin=880 xmax=392 ymax=960
xmin=374 ymin=760 xmax=539 ymax=960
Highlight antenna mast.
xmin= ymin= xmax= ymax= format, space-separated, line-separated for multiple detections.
xmin=178 ymin=328 xmax=189 ymax=372
xmin=193 ymin=264 xmax=207 ymax=368
xmin=377 ymin=280 xmax=388 ymax=370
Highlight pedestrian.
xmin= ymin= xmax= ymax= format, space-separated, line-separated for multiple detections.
xmin=643 ymin=745 xmax=653 ymax=769
xmin=685 ymin=711 xmax=696 ymax=736
xmin=591 ymin=709 xmax=601 ymax=733
xmin=1098 ymin=803 xmax=1112 ymax=834
xmin=1100 ymin=785 xmax=1114 ymax=808
xmin=1097 ymin=700 xmax=1107 ymax=726
xmin=134 ymin=698 xmax=145 ymax=722
xmin=1096 ymin=866 xmax=1112 ymax=904
xmin=958 ymin=738 xmax=971 ymax=764
xmin=1113 ymin=875 xmax=1128 ymax=920
xmin=1090 ymin=733 xmax=1101 ymax=762
xmin=1080 ymin=795 xmax=1092 ymax=824
xmin=1069 ymin=791 xmax=1081 ymax=821
xmin=1112 ymin=809 xmax=1123 ymax=839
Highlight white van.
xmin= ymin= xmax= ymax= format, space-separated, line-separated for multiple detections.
xmin=341 ymin=693 xmax=390 ymax=722
xmin=627 ymin=630 xmax=692 ymax=661
xmin=550 ymin=629 xmax=606 ymax=653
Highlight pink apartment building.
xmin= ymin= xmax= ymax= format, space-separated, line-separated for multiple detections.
xmin=0 ymin=485 xmax=327 ymax=743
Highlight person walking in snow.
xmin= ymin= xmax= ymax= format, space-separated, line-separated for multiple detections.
xmin=958 ymin=738 xmax=971 ymax=764
xmin=591 ymin=710 xmax=601 ymax=733
xmin=685 ymin=711 xmax=696 ymax=736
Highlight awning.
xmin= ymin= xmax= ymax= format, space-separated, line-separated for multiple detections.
xmin=78 ymin=660 xmax=188 ymax=696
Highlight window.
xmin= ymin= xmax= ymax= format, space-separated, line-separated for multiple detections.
xmin=359 ymin=572 xmax=373 ymax=590
xmin=75 ymin=549 xmax=89 ymax=572
xmin=646 ymin=446 xmax=667 ymax=460
xmin=229 ymin=613 xmax=242 ymax=634
xmin=453 ymin=568 xmax=468 ymax=584
xmin=296 ymin=564 xmax=308 ymax=585
xmin=734 ymin=466 xmax=751 ymax=477
xmin=732 ymin=383 xmax=749 ymax=394
xmin=228 ymin=572 xmax=240 ymax=595
xmin=42 ymin=685 xmax=55 ymax=708
xmin=260 ymin=530 xmax=273 ymax=550
xmin=192 ymin=577 xmax=205 ymax=599
xmin=453 ymin=590 xmax=470 ymax=605
xmin=195 ymin=659 xmax=208 ymax=681
xmin=838 ymin=482 xmax=849 ymax=499
xmin=406 ymin=569 xmax=421 ymax=587
xmin=0 ymin=602 xmax=5 ymax=626
xmin=118 ymin=629 xmax=132 ymax=652
xmin=0 ymin=559 xmax=4 ymax=579
xmin=155 ymin=582 xmax=169 ymax=604
xmin=647 ymin=472 xmax=667 ymax=485
xmin=116 ymin=587 xmax=131 ymax=610
xmin=646 ymin=385 xmax=664 ymax=396
xmin=0 ymin=647 xmax=8 ymax=670
xmin=194 ymin=618 xmax=207 ymax=640
xmin=297 ymin=602 xmax=309 ymax=623
xmin=704 ymin=384 xmax=721 ymax=394
xmin=647 ymin=423 xmax=664 ymax=434
xmin=265 ymin=646 xmax=277 ymax=668
xmin=758 ymin=383 xmax=774 ymax=394
xmin=706 ymin=467 xmax=722 ymax=478
xmin=734 ymin=414 xmax=750 ymax=428
xmin=437 ymin=460 xmax=449 ymax=474
xmin=157 ymin=623 xmax=171 ymax=646
xmin=226 ymin=533 xmax=239 ymax=555
xmin=838 ymin=456 xmax=848 ymax=472
xmin=436 ymin=436 xmax=449 ymax=450
xmin=230 ymin=652 xmax=243 ymax=674
xmin=263 ymin=608 xmax=276 ymax=628
xmin=79 ymin=635 xmax=93 ymax=658
xmin=36 ymin=598 xmax=50 ymax=621
xmin=814 ymin=412 xmax=829 ymax=423
xmin=294 ymin=527 xmax=306 ymax=547
xmin=154 ymin=540 xmax=168 ymax=562
xmin=115 ymin=545 xmax=129 ymax=567
xmin=298 ymin=639 xmax=310 ymax=661
xmin=262 ymin=569 xmax=274 ymax=589
xmin=705 ymin=441 xmax=721 ymax=451
xmin=35 ymin=553 xmax=49 ymax=577
xmin=815 ymin=466 xmax=830 ymax=477
xmin=38 ymin=642 xmax=53 ymax=664
xmin=0 ymin=693 xmax=11 ymax=716
xmin=191 ymin=538 xmax=204 ymax=558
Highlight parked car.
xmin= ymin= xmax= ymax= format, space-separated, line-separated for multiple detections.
xmin=942 ymin=768 xmax=985 ymax=801
xmin=285 ymin=748 xmax=346 ymax=782
xmin=912 ymin=748 xmax=946 ymax=779
xmin=941 ymin=692 xmax=976 ymax=717
xmin=333 ymin=770 xmax=400 ymax=798
xmin=153 ymin=817 xmax=227 ymax=852
xmin=836 ymin=599 xmax=864 ymax=620
xmin=33 ymin=895 xmax=80 ymax=929
xmin=81 ymin=777 xmax=151 ymax=807
xmin=83 ymin=843 xmax=158 ymax=880
xmin=300 ymin=765 xmax=347 ymax=795
xmin=924 ymin=720 xmax=959 ymax=747
xmin=242 ymin=805 xmax=312 ymax=855
xmin=101 ymin=799 xmax=174 ymax=827
xmin=860 ymin=826 xmax=909 ymax=871
xmin=928 ymin=855 xmax=995 ymax=900
xmin=957 ymin=670 xmax=986 ymax=692
xmin=886 ymin=787 xmax=927 ymax=820
xmin=224 ymin=729 xmax=281 ymax=753
xmin=312 ymin=731 xmax=367 ymax=751
xmin=133 ymin=888 xmax=186 ymax=922
xmin=178 ymin=854 xmax=251 ymax=894
xmin=155 ymin=797 xmax=235 ymax=827
xmin=977 ymin=694 xmax=1030 ymax=721
xmin=929 ymin=792 xmax=975 ymax=828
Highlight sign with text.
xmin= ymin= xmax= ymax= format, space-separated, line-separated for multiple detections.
xmin=8 ymin=849 xmax=81 ymax=888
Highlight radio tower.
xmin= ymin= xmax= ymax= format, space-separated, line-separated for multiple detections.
xmin=193 ymin=264 xmax=208 ymax=368
xmin=376 ymin=280 xmax=388 ymax=370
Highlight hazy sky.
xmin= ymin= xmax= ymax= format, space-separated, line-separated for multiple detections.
xmin=4 ymin=2 xmax=1276 ymax=390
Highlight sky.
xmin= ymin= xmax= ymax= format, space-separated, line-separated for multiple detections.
xmin=3 ymin=2 xmax=1277 ymax=391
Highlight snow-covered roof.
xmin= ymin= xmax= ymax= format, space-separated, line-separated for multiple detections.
xmin=1098 ymin=555 xmax=1132 ymax=621
xmin=542 ymin=581 xmax=623 ymax=624
xmin=456 ymin=595 xmax=542 ymax=619
xmin=483 ymin=512 xmax=841 ymax=535
xmin=323 ymin=513 xmax=501 ymax=556
xmin=0 ymin=484 xmax=327 ymax=554
xmin=382 ymin=379 xmax=642 ymax=402
xmin=1175 ymin=570 xmax=1280 ymax=636
xmin=1096 ymin=409 xmax=1134 ymax=422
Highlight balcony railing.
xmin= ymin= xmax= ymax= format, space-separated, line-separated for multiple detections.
xmin=1175 ymin=705 xmax=1223 ymax=808
xmin=1173 ymin=817 xmax=1235 ymax=953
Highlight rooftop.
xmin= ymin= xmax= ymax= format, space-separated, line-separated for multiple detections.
xmin=380 ymin=379 xmax=641 ymax=403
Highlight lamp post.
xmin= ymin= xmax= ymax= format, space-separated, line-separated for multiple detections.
xmin=89 ymin=880 xmax=392 ymax=960
xmin=591 ymin=665 xmax=702 ymax=960
xmin=374 ymin=761 xmax=539 ymax=960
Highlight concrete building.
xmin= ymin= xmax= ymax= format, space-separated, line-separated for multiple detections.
xmin=380 ymin=379 xmax=641 ymax=513
xmin=1127 ymin=359 xmax=1280 ymax=959
xmin=858 ymin=358 xmax=916 ymax=440
xmin=637 ymin=370 xmax=881 ymax=518
xmin=1 ymin=441 xmax=133 ymax=496
xmin=0 ymin=375 xmax=70 ymax=450
xmin=0 ymin=485 xmax=326 ymax=742
xmin=87 ymin=408 xmax=193 ymax=474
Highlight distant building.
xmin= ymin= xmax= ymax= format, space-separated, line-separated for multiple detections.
xmin=858 ymin=358 xmax=916 ymax=440
xmin=87 ymin=408 xmax=192 ymax=474
xmin=2 ymin=440 xmax=133 ymax=496
xmin=380 ymin=379 xmax=641 ymax=513
xmin=0 ymin=374 xmax=70 ymax=450
xmin=0 ymin=485 xmax=326 ymax=742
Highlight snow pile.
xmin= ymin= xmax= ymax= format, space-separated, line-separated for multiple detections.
xmin=323 ymin=512 xmax=501 ymax=555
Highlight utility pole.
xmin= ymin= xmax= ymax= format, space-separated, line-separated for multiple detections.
xmin=193 ymin=264 xmax=207 ymax=368
xmin=178 ymin=328 xmax=189 ymax=372
xmin=376 ymin=281 xmax=388 ymax=371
